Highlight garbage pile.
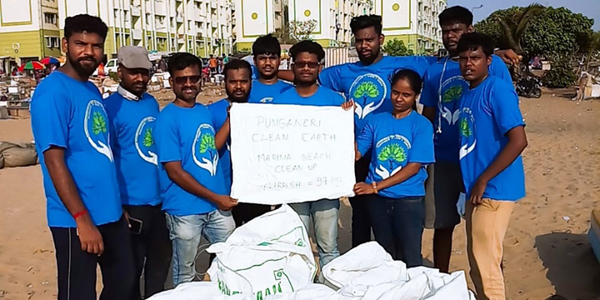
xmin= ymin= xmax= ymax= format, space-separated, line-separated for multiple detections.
xmin=149 ymin=206 xmax=474 ymax=300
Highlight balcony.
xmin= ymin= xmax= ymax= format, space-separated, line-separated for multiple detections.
xmin=113 ymin=0 xmax=121 ymax=9
xmin=176 ymin=14 xmax=184 ymax=23
xmin=210 ymin=1 xmax=217 ymax=9
xmin=155 ymin=4 xmax=167 ymax=15
xmin=211 ymin=17 xmax=218 ymax=27
xmin=131 ymin=5 xmax=141 ymax=17
xmin=132 ymin=29 xmax=142 ymax=40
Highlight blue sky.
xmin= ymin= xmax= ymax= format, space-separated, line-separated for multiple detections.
xmin=447 ymin=0 xmax=600 ymax=30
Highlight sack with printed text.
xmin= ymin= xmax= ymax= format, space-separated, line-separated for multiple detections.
xmin=207 ymin=205 xmax=317 ymax=300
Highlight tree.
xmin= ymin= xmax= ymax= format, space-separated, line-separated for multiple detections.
xmin=382 ymin=39 xmax=414 ymax=56
xmin=273 ymin=20 xmax=318 ymax=44
xmin=495 ymin=4 xmax=545 ymax=55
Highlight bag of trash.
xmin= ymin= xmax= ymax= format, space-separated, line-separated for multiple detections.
xmin=207 ymin=205 xmax=317 ymax=299
xmin=0 ymin=141 xmax=38 ymax=168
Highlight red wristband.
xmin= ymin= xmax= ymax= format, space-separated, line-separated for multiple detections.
xmin=73 ymin=210 xmax=88 ymax=220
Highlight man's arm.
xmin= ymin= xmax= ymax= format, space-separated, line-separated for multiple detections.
xmin=469 ymin=126 xmax=527 ymax=204
xmin=45 ymin=147 xmax=105 ymax=255
xmin=163 ymin=161 xmax=237 ymax=210
xmin=494 ymin=49 xmax=521 ymax=66
xmin=422 ymin=106 xmax=436 ymax=124
xmin=214 ymin=117 xmax=230 ymax=151
xmin=277 ymin=70 xmax=295 ymax=82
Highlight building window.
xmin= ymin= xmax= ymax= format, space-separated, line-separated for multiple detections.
xmin=45 ymin=36 xmax=60 ymax=48
xmin=44 ymin=13 xmax=57 ymax=25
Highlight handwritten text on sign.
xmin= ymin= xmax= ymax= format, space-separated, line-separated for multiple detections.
xmin=229 ymin=103 xmax=356 ymax=205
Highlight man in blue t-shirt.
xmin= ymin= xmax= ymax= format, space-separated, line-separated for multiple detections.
xmin=30 ymin=15 xmax=134 ymax=300
xmin=104 ymin=46 xmax=170 ymax=299
xmin=247 ymin=34 xmax=293 ymax=103
xmin=457 ymin=33 xmax=527 ymax=300
xmin=420 ymin=6 xmax=513 ymax=274
xmin=271 ymin=41 xmax=346 ymax=268
xmin=154 ymin=53 xmax=237 ymax=286
xmin=208 ymin=59 xmax=273 ymax=226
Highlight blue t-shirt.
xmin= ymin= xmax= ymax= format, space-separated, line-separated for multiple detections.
xmin=356 ymin=111 xmax=435 ymax=198
xmin=318 ymin=55 xmax=432 ymax=131
xmin=207 ymin=99 xmax=231 ymax=189
xmin=30 ymin=71 xmax=122 ymax=227
xmin=104 ymin=91 xmax=161 ymax=206
xmin=421 ymin=55 xmax=512 ymax=163
xmin=458 ymin=76 xmax=525 ymax=201
xmin=155 ymin=103 xmax=228 ymax=216
xmin=248 ymin=80 xmax=293 ymax=103
xmin=272 ymin=85 xmax=346 ymax=106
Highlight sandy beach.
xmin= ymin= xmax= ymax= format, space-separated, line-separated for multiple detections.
xmin=0 ymin=90 xmax=599 ymax=300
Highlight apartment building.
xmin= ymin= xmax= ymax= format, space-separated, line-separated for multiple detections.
xmin=0 ymin=0 xmax=62 ymax=70
xmin=374 ymin=0 xmax=446 ymax=54
xmin=234 ymin=0 xmax=373 ymax=51
xmin=0 ymin=0 xmax=234 ymax=71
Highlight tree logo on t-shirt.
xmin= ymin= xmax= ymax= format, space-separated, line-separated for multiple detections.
xmin=192 ymin=123 xmax=219 ymax=176
xmin=440 ymin=76 xmax=469 ymax=125
xmin=375 ymin=135 xmax=410 ymax=179
xmin=349 ymin=73 xmax=387 ymax=119
xmin=443 ymin=85 xmax=462 ymax=103
xmin=458 ymin=107 xmax=477 ymax=160
xmin=259 ymin=97 xmax=274 ymax=103
xmin=84 ymin=100 xmax=113 ymax=162
xmin=135 ymin=116 xmax=158 ymax=165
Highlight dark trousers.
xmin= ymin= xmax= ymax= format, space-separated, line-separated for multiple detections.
xmin=349 ymin=156 xmax=373 ymax=247
xmin=50 ymin=216 xmax=135 ymax=300
xmin=124 ymin=205 xmax=172 ymax=299
xmin=368 ymin=195 xmax=425 ymax=267
xmin=232 ymin=203 xmax=272 ymax=227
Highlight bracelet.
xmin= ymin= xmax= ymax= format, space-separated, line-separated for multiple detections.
xmin=371 ymin=182 xmax=379 ymax=194
xmin=73 ymin=210 xmax=88 ymax=220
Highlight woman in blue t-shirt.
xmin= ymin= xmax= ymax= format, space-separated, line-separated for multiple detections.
xmin=354 ymin=69 xmax=435 ymax=267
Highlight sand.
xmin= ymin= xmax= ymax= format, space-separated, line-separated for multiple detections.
xmin=0 ymin=91 xmax=599 ymax=300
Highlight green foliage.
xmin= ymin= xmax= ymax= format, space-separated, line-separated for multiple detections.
xmin=108 ymin=71 xmax=119 ymax=82
xmin=382 ymin=39 xmax=414 ymax=56
xmin=353 ymin=82 xmax=379 ymax=99
xmin=459 ymin=118 xmax=472 ymax=138
xmin=443 ymin=85 xmax=463 ymax=102
xmin=143 ymin=128 xmax=154 ymax=147
xmin=272 ymin=20 xmax=318 ymax=44
xmin=377 ymin=144 xmax=406 ymax=163
xmin=475 ymin=6 xmax=594 ymax=59
xmin=542 ymin=57 xmax=577 ymax=88
xmin=199 ymin=133 xmax=216 ymax=154
xmin=92 ymin=112 xmax=107 ymax=135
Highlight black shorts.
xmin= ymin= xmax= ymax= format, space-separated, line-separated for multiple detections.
xmin=430 ymin=162 xmax=464 ymax=229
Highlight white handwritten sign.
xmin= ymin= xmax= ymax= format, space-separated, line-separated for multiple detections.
xmin=229 ymin=103 xmax=356 ymax=204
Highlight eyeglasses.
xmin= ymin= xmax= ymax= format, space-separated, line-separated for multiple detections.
xmin=293 ymin=62 xmax=320 ymax=69
xmin=173 ymin=75 xmax=202 ymax=85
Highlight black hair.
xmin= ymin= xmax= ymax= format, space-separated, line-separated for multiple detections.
xmin=223 ymin=59 xmax=252 ymax=80
xmin=438 ymin=6 xmax=473 ymax=27
xmin=289 ymin=40 xmax=325 ymax=62
xmin=167 ymin=52 xmax=203 ymax=76
xmin=252 ymin=34 xmax=281 ymax=56
xmin=350 ymin=15 xmax=382 ymax=35
xmin=457 ymin=33 xmax=495 ymax=57
xmin=64 ymin=14 xmax=108 ymax=40
xmin=390 ymin=69 xmax=422 ymax=110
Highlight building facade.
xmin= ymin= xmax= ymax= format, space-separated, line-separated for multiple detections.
xmin=0 ymin=0 xmax=234 ymax=70
xmin=374 ymin=0 xmax=446 ymax=54
xmin=234 ymin=0 xmax=374 ymax=51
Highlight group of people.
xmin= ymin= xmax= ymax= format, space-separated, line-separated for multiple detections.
xmin=30 ymin=6 xmax=527 ymax=300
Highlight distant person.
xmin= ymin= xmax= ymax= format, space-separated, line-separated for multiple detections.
xmin=154 ymin=53 xmax=237 ymax=286
xmin=209 ymin=54 xmax=218 ymax=75
xmin=457 ymin=33 xmax=528 ymax=300
xmin=354 ymin=69 xmax=434 ymax=266
xmin=270 ymin=40 xmax=351 ymax=269
xmin=208 ymin=59 xmax=262 ymax=226
xmin=223 ymin=53 xmax=231 ymax=64
xmin=104 ymin=46 xmax=171 ymax=299
xmin=248 ymin=34 xmax=293 ymax=103
xmin=30 ymin=14 xmax=134 ymax=300
xmin=420 ymin=5 xmax=512 ymax=274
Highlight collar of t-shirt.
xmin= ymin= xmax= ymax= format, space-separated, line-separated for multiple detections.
xmin=117 ymin=85 xmax=140 ymax=101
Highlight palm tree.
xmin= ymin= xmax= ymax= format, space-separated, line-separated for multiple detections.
xmin=494 ymin=4 xmax=545 ymax=55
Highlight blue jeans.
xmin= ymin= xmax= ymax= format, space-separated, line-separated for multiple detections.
xmin=368 ymin=195 xmax=425 ymax=267
xmin=290 ymin=199 xmax=340 ymax=267
xmin=165 ymin=210 xmax=235 ymax=286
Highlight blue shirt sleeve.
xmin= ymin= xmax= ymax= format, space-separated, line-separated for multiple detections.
xmin=490 ymin=55 xmax=513 ymax=85
xmin=489 ymin=82 xmax=525 ymax=135
xmin=31 ymin=91 xmax=70 ymax=153
xmin=318 ymin=65 xmax=341 ymax=91
xmin=420 ymin=70 xmax=437 ymax=108
xmin=408 ymin=117 xmax=435 ymax=164
xmin=155 ymin=113 xmax=182 ymax=163
xmin=356 ymin=118 xmax=374 ymax=157
xmin=251 ymin=65 xmax=259 ymax=79
xmin=103 ymin=97 xmax=119 ymax=149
